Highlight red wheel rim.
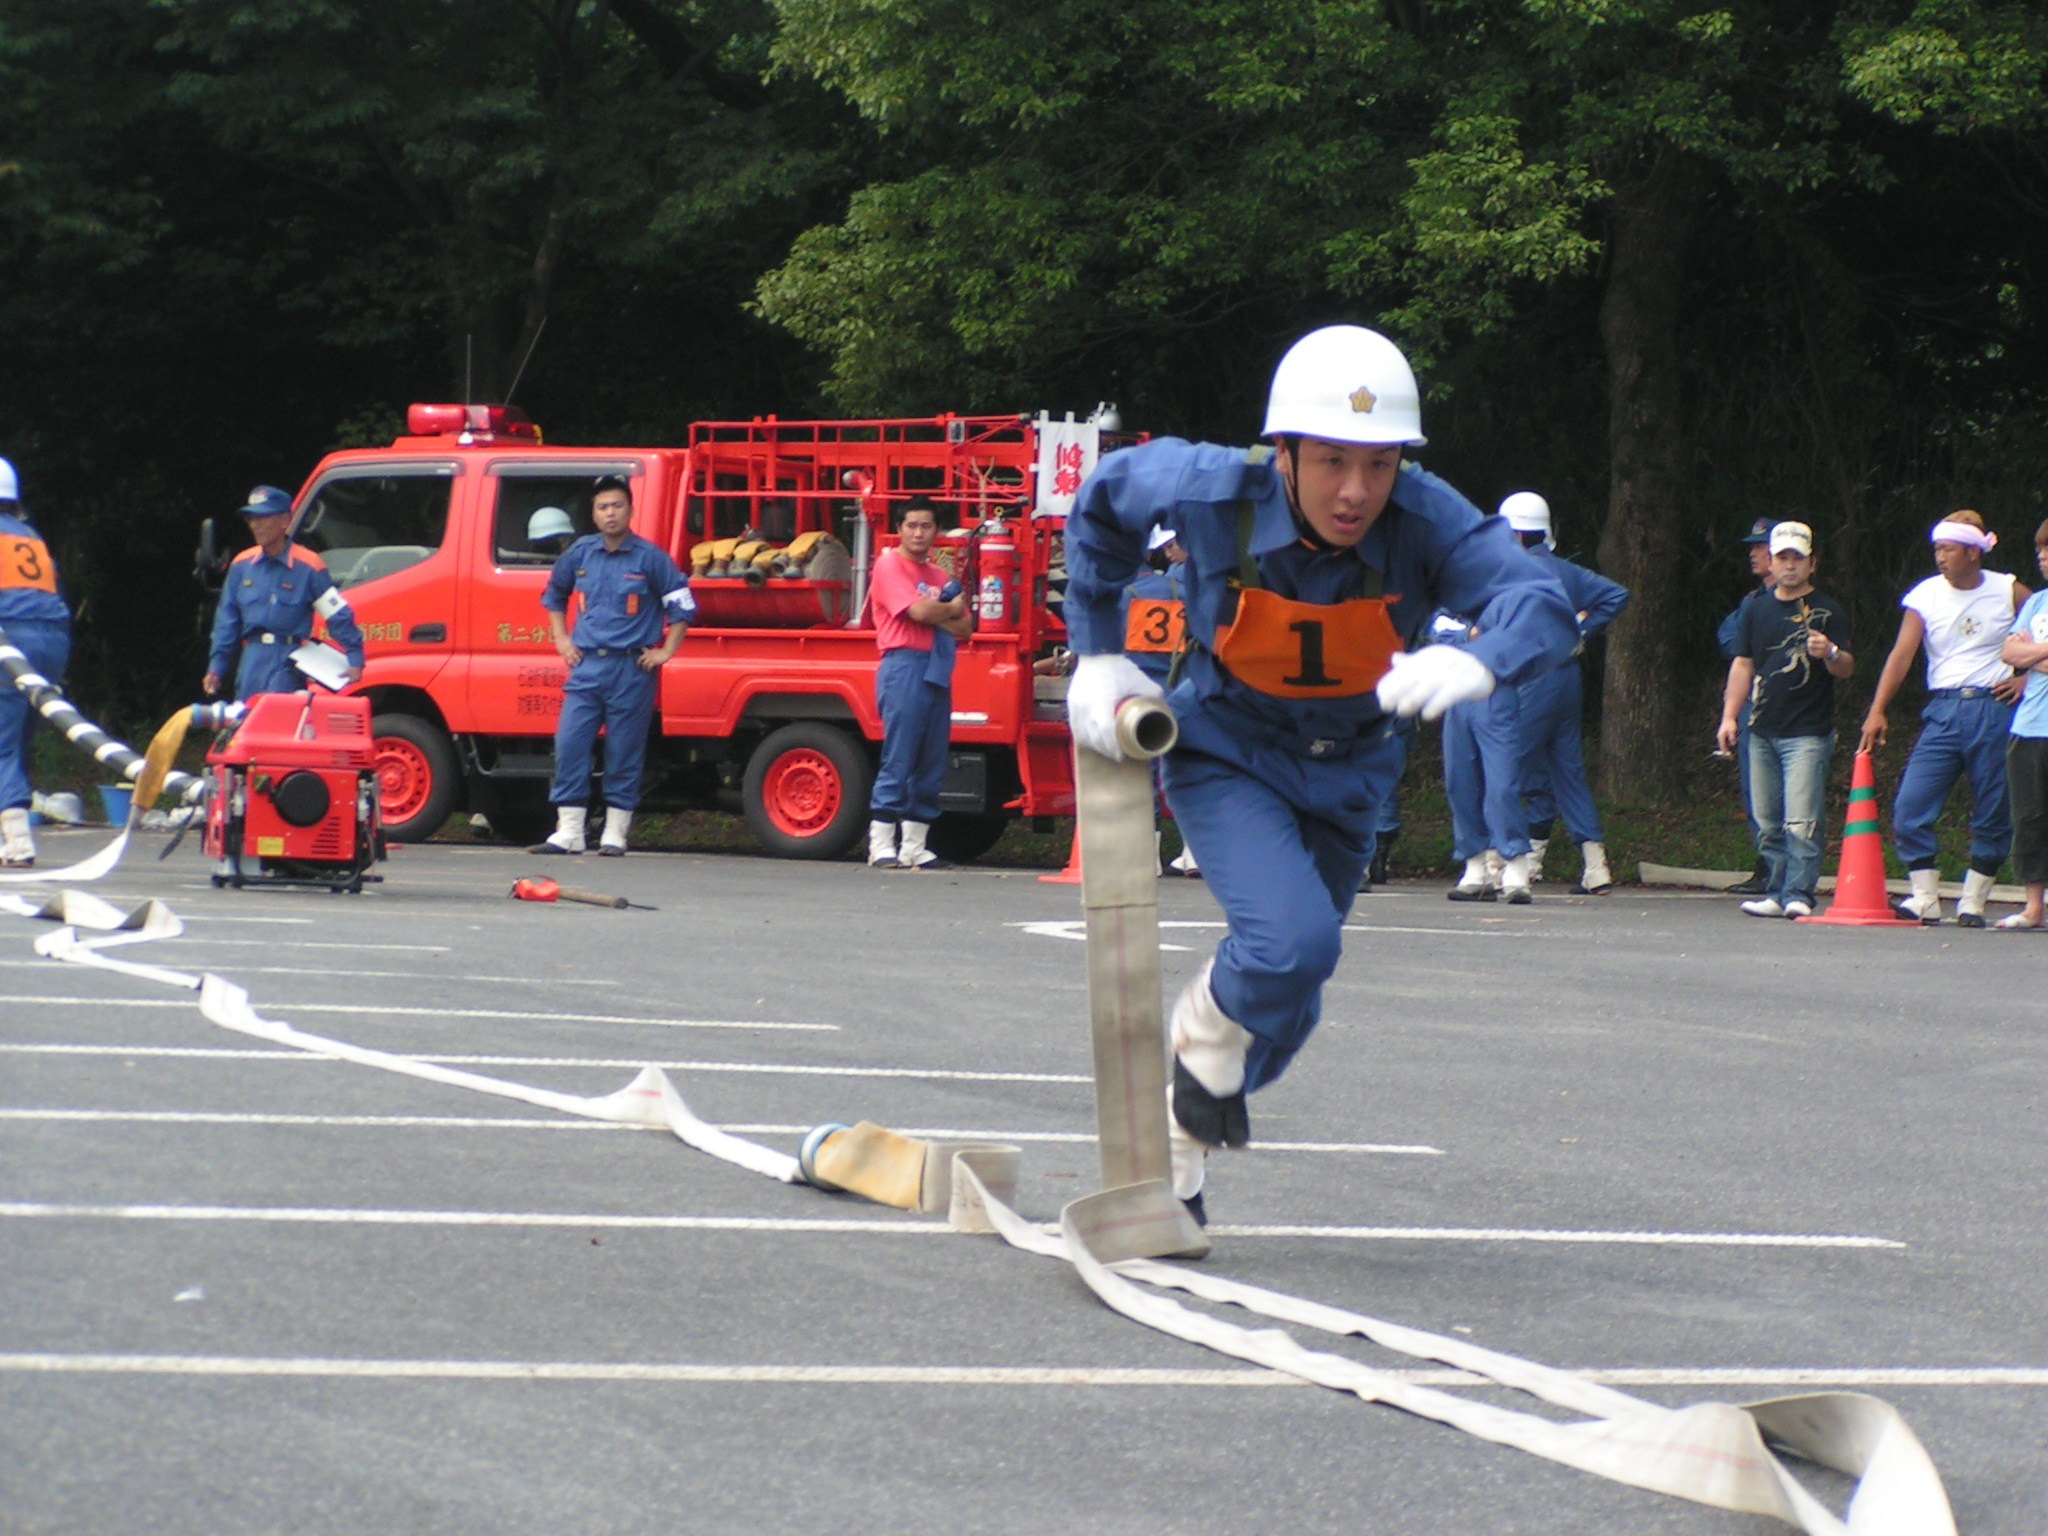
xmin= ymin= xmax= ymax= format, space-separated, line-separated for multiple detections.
xmin=762 ymin=748 xmax=842 ymax=839
xmin=374 ymin=737 xmax=432 ymax=824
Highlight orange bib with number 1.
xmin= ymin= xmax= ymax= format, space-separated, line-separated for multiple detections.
xmin=1212 ymin=586 xmax=1401 ymax=699
xmin=1 ymin=535 xmax=57 ymax=594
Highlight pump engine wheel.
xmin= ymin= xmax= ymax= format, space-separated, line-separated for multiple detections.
xmin=742 ymin=723 xmax=872 ymax=860
xmin=371 ymin=713 xmax=460 ymax=842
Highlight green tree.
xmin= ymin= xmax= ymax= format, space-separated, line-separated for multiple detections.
xmin=759 ymin=0 xmax=2048 ymax=796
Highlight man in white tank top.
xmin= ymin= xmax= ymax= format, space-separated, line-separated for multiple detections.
xmin=1858 ymin=512 xmax=2031 ymax=924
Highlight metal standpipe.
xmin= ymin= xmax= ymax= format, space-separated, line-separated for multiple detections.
xmin=1069 ymin=695 xmax=1208 ymax=1261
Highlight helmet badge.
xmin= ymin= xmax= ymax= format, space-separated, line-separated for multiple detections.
xmin=1348 ymin=386 xmax=1378 ymax=414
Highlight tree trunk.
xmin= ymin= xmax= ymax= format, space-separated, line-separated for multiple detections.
xmin=1596 ymin=149 xmax=1709 ymax=802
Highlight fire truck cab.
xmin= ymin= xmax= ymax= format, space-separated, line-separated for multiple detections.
xmin=199 ymin=404 xmax=1126 ymax=861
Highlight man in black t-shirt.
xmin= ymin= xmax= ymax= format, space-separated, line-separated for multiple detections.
xmin=1716 ymin=522 xmax=1855 ymax=917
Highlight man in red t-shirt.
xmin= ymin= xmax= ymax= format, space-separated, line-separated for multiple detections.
xmin=868 ymin=501 xmax=972 ymax=868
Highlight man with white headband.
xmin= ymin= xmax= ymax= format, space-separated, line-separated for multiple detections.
xmin=1061 ymin=324 xmax=1578 ymax=1220
xmin=1858 ymin=510 xmax=2030 ymax=925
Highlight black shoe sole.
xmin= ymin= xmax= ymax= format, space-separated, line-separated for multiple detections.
xmin=1172 ymin=1059 xmax=1250 ymax=1149
xmin=526 ymin=843 xmax=580 ymax=855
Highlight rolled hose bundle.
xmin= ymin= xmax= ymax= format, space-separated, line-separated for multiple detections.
xmin=0 ymin=617 xmax=212 ymax=812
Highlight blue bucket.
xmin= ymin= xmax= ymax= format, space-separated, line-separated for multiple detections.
xmin=98 ymin=784 xmax=134 ymax=824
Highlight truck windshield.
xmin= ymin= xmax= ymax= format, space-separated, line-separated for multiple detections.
xmin=296 ymin=472 xmax=454 ymax=588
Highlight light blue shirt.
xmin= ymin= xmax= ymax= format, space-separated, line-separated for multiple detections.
xmin=2010 ymin=591 xmax=2048 ymax=738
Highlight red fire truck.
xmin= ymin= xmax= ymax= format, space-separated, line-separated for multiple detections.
xmin=200 ymin=405 xmax=1129 ymax=861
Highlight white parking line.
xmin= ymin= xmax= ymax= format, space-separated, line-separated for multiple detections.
xmin=0 ymin=960 xmax=620 ymax=986
xmin=0 ymin=999 xmax=831 ymax=1031
xmin=0 ymin=1355 xmax=2037 ymax=1387
xmin=0 ymin=1202 xmax=1899 ymax=1248
xmin=0 ymin=1044 xmax=1090 ymax=1082
xmin=0 ymin=1108 xmax=1440 ymax=1154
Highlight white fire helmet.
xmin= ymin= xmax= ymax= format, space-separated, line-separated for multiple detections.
xmin=0 ymin=458 xmax=17 ymax=501
xmin=1262 ymin=326 xmax=1426 ymax=448
xmin=527 ymin=505 xmax=575 ymax=543
xmin=1499 ymin=491 xmax=1553 ymax=547
xmin=1147 ymin=525 xmax=1178 ymax=552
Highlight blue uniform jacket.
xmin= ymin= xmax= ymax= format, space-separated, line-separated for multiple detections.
xmin=1526 ymin=544 xmax=1630 ymax=645
xmin=1717 ymin=583 xmax=1771 ymax=661
xmin=1064 ymin=440 xmax=1579 ymax=746
xmin=1122 ymin=565 xmax=1187 ymax=684
xmin=0 ymin=511 xmax=70 ymax=625
xmin=541 ymin=534 xmax=694 ymax=651
xmin=208 ymin=542 xmax=364 ymax=677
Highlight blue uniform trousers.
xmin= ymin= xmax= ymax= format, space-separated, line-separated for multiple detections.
xmin=1442 ymin=683 xmax=1529 ymax=861
xmin=1517 ymin=664 xmax=1602 ymax=844
xmin=1163 ymin=720 xmax=1404 ymax=1092
xmin=233 ymin=638 xmax=307 ymax=701
xmin=869 ymin=647 xmax=949 ymax=823
xmin=0 ymin=618 xmax=69 ymax=810
xmin=1892 ymin=692 xmax=2015 ymax=869
xmin=549 ymin=652 xmax=657 ymax=811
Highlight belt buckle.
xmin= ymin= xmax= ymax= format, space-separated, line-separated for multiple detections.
xmin=1308 ymin=737 xmax=1335 ymax=758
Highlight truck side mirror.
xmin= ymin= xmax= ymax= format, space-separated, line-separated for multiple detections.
xmin=194 ymin=517 xmax=229 ymax=592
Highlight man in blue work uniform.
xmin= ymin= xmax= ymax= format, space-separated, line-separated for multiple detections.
xmin=1501 ymin=492 xmax=1631 ymax=894
xmin=534 ymin=476 xmax=693 ymax=857
xmin=203 ymin=485 xmax=366 ymax=702
xmin=0 ymin=458 xmax=70 ymax=867
xmin=1063 ymin=325 xmax=1578 ymax=1218
xmin=1436 ymin=608 xmax=1533 ymax=902
xmin=1717 ymin=517 xmax=1777 ymax=894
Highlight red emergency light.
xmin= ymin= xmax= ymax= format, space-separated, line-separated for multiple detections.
xmin=405 ymin=403 xmax=542 ymax=442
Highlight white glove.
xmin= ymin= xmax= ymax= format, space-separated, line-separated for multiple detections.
xmin=1068 ymin=653 xmax=1165 ymax=761
xmin=1376 ymin=646 xmax=1495 ymax=721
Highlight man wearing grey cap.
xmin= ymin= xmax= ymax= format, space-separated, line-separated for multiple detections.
xmin=1716 ymin=522 xmax=1854 ymax=917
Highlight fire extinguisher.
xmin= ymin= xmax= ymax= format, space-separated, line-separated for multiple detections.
xmin=974 ymin=515 xmax=1017 ymax=633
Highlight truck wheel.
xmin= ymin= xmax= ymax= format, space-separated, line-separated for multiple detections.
xmin=371 ymin=713 xmax=460 ymax=842
xmin=743 ymin=723 xmax=872 ymax=860
xmin=926 ymin=812 xmax=1008 ymax=865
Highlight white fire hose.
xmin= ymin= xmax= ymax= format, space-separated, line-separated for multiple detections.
xmin=0 ymin=693 xmax=1959 ymax=1531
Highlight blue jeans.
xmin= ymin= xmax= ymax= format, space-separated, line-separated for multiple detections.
xmin=1749 ymin=732 xmax=1832 ymax=905
xmin=1891 ymin=692 xmax=2014 ymax=871
xmin=869 ymin=648 xmax=950 ymax=823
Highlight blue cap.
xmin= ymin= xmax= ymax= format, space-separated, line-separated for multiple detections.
xmin=240 ymin=485 xmax=293 ymax=518
xmin=1740 ymin=517 xmax=1773 ymax=545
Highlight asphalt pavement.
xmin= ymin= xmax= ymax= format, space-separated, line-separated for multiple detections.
xmin=2 ymin=827 xmax=2044 ymax=1534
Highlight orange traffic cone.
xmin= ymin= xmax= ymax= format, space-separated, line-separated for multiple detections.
xmin=1038 ymin=822 xmax=1082 ymax=885
xmin=1796 ymin=751 xmax=1919 ymax=927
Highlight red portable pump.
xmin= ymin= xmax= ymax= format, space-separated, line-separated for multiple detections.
xmin=202 ymin=691 xmax=384 ymax=892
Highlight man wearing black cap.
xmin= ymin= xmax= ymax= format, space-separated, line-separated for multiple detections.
xmin=203 ymin=485 xmax=365 ymax=701
xmin=1716 ymin=517 xmax=1776 ymax=893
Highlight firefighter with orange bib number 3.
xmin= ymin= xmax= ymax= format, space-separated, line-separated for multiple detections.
xmin=0 ymin=458 xmax=71 ymax=868
xmin=1062 ymin=325 xmax=1578 ymax=1221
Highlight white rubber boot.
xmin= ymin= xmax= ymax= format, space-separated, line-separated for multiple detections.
xmin=1500 ymin=852 xmax=1533 ymax=905
xmin=1447 ymin=854 xmax=1493 ymax=901
xmin=1167 ymin=961 xmax=1254 ymax=1200
xmin=1957 ymin=869 xmax=1996 ymax=928
xmin=1484 ymin=848 xmax=1504 ymax=888
xmin=0 ymin=806 xmax=35 ymax=867
xmin=867 ymin=819 xmax=900 ymax=869
xmin=598 ymin=807 xmax=633 ymax=856
xmin=899 ymin=820 xmax=948 ymax=869
xmin=1896 ymin=867 xmax=1942 ymax=924
xmin=1168 ymin=839 xmax=1199 ymax=876
xmin=532 ymin=805 xmax=586 ymax=855
xmin=1573 ymin=840 xmax=1612 ymax=895
xmin=1526 ymin=837 xmax=1548 ymax=883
